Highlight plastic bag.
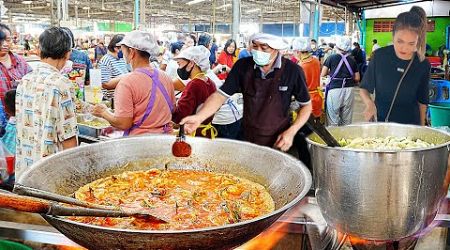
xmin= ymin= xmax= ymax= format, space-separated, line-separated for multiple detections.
xmin=0 ymin=141 xmax=7 ymax=183
xmin=0 ymin=141 xmax=13 ymax=184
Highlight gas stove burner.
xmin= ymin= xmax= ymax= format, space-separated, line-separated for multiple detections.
xmin=348 ymin=236 xmax=418 ymax=250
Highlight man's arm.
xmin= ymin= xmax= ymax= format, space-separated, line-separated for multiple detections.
xmin=354 ymin=72 xmax=361 ymax=83
xmin=92 ymin=103 xmax=133 ymax=130
xmin=62 ymin=136 xmax=78 ymax=149
xmin=180 ymin=92 xmax=227 ymax=134
xmin=320 ymin=66 xmax=329 ymax=77
xmin=275 ymin=103 xmax=312 ymax=152
xmin=102 ymin=77 xmax=122 ymax=90
xmin=173 ymin=78 xmax=186 ymax=92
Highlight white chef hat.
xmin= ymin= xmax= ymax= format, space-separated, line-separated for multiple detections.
xmin=117 ymin=30 xmax=159 ymax=57
xmin=292 ymin=37 xmax=311 ymax=52
xmin=249 ymin=33 xmax=289 ymax=50
xmin=335 ymin=36 xmax=352 ymax=52
xmin=174 ymin=45 xmax=211 ymax=72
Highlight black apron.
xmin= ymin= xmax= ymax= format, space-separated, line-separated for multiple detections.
xmin=242 ymin=59 xmax=290 ymax=147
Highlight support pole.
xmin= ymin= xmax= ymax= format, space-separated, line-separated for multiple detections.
xmin=74 ymin=4 xmax=78 ymax=27
xmin=56 ymin=0 xmax=61 ymax=27
xmin=344 ymin=7 xmax=348 ymax=35
xmin=232 ymin=0 xmax=240 ymax=42
xmin=259 ymin=9 xmax=263 ymax=33
xmin=308 ymin=2 xmax=314 ymax=39
xmin=299 ymin=1 xmax=309 ymax=38
xmin=313 ymin=0 xmax=320 ymax=41
xmin=212 ymin=0 xmax=216 ymax=35
xmin=50 ymin=0 xmax=55 ymax=26
xmin=140 ymin=0 xmax=146 ymax=29
xmin=361 ymin=10 xmax=366 ymax=48
xmin=134 ymin=0 xmax=140 ymax=30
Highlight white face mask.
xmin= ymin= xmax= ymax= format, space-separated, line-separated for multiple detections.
xmin=123 ymin=53 xmax=133 ymax=71
xmin=252 ymin=50 xmax=272 ymax=66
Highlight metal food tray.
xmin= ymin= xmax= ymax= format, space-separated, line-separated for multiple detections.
xmin=77 ymin=114 xmax=113 ymax=138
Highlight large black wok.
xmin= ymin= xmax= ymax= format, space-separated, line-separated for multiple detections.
xmin=17 ymin=135 xmax=311 ymax=249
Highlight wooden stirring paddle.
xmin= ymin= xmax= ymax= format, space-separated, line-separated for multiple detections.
xmin=172 ymin=124 xmax=192 ymax=157
xmin=0 ymin=190 xmax=168 ymax=223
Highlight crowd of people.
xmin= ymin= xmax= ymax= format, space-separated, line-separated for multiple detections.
xmin=0 ymin=6 xmax=431 ymax=189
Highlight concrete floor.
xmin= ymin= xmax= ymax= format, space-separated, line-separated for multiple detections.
xmin=352 ymin=87 xmax=366 ymax=123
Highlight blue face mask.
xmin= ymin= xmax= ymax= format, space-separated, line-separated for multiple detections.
xmin=252 ymin=50 xmax=272 ymax=66
xmin=118 ymin=50 xmax=123 ymax=58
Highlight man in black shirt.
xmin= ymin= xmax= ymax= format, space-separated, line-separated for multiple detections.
xmin=351 ymin=42 xmax=366 ymax=78
xmin=181 ymin=33 xmax=312 ymax=152
xmin=311 ymin=39 xmax=324 ymax=61
xmin=351 ymin=42 xmax=365 ymax=65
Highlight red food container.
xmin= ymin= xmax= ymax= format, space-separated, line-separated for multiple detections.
xmin=5 ymin=156 xmax=14 ymax=175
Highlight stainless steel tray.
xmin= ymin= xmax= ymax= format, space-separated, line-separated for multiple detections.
xmin=77 ymin=114 xmax=113 ymax=138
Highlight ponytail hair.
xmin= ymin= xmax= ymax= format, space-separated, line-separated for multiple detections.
xmin=393 ymin=6 xmax=427 ymax=61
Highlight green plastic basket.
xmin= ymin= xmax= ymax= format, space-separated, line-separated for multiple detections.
xmin=0 ymin=240 xmax=32 ymax=250
xmin=429 ymin=103 xmax=450 ymax=127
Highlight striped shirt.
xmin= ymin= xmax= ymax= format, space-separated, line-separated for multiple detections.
xmin=98 ymin=53 xmax=129 ymax=99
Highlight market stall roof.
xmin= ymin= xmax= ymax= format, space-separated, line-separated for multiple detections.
xmin=1 ymin=0 xmax=432 ymax=26
xmin=1 ymin=0 xmax=346 ymax=24
xmin=321 ymin=0 xmax=430 ymax=12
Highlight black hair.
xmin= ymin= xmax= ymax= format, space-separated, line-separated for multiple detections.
xmin=224 ymin=39 xmax=237 ymax=56
xmin=353 ymin=42 xmax=360 ymax=48
xmin=188 ymin=34 xmax=197 ymax=46
xmin=108 ymin=34 xmax=125 ymax=52
xmin=137 ymin=50 xmax=150 ymax=59
xmin=393 ymin=6 xmax=427 ymax=61
xmin=0 ymin=23 xmax=11 ymax=35
xmin=311 ymin=39 xmax=317 ymax=43
xmin=123 ymin=45 xmax=150 ymax=60
xmin=373 ymin=39 xmax=377 ymax=44
xmin=198 ymin=34 xmax=212 ymax=47
xmin=39 ymin=27 xmax=72 ymax=60
xmin=0 ymin=30 xmax=5 ymax=42
xmin=60 ymin=27 xmax=75 ymax=48
xmin=4 ymin=89 xmax=15 ymax=116
xmin=328 ymin=43 xmax=335 ymax=49
xmin=170 ymin=41 xmax=184 ymax=54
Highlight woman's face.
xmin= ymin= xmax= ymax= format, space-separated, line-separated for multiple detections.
xmin=393 ymin=29 xmax=418 ymax=60
xmin=226 ymin=42 xmax=236 ymax=54
xmin=185 ymin=37 xmax=194 ymax=48
xmin=0 ymin=29 xmax=12 ymax=57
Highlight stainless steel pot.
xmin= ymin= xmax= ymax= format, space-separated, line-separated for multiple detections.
xmin=307 ymin=123 xmax=450 ymax=241
xmin=17 ymin=135 xmax=311 ymax=250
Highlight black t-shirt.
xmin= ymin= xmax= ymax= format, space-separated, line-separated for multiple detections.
xmin=220 ymin=56 xmax=310 ymax=115
xmin=324 ymin=53 xmax=358 ymax=89
xmin=351 ymin=48 xmax=365 ymax=65
xmin=360 ymin=45 xmax=430 ymax=125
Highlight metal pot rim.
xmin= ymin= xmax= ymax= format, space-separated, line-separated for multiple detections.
xmin=21 ymin=135 xmax=312 ymax=234
xmin=306 ymin=123 xmax=450 ymax=153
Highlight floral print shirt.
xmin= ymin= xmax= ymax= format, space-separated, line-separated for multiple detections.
xmin=15 ymin=62 xmax=78 ymax=178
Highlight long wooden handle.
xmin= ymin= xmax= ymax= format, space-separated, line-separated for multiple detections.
xmin=0 ymin=190 xmax=51 ymax=214
xmin=13 ymin=184 xmax=115 ymax=210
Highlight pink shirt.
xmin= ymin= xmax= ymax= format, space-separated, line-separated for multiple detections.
xmin=114 ymin=67 xmax=175 ymax=135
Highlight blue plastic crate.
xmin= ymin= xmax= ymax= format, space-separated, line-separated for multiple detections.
xmin=429 ymin=80 xmax=450 ymax=103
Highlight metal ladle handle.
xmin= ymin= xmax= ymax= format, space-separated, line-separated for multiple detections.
xmin=306 ymin=117 xmax=340 ymax=147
